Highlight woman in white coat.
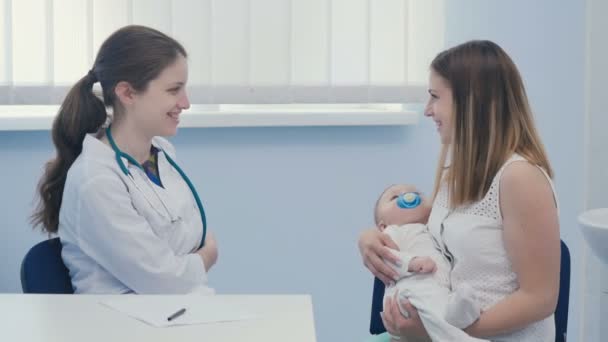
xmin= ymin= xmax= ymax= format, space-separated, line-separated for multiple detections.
xmin=32 ymin=25 xmax=218 ymax=294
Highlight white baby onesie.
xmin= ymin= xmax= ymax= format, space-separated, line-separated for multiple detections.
xmin=382 ymin=224 xmax=486 ymax=342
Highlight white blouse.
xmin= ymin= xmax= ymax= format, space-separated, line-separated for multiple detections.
xmin=427 ymin=154 xmax=557 ymax=341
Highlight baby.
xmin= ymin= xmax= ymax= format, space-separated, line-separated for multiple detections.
xmin=375 ymin=184 xmax=485 ymax=342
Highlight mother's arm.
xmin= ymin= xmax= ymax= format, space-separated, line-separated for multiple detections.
xmin=465 ymin=162 xmax=560 ymax=338
xmin=358 ymin=228 xmax=401 ymax=285
xmin=382 ymin=293 xmax=430 ymax=339
xmin=359 ymin=228 xmax=431 ymax=338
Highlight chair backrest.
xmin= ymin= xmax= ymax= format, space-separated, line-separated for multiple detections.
xmin=369 ymin=276 xmax=387 ymax=335
xmin=555 ymin=240 xmax=570 ymax=342
xmin=20 ymin=237 xmax=74 ymax=294
xmin=369 ymin=239 xmax=571 ymax=342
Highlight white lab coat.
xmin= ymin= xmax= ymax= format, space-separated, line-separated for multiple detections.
xmin=58 ymin=134 xmax=212 ymax=294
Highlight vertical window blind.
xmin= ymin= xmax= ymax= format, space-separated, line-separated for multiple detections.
xmin=0 ymin=0 xmax=444 ymax=105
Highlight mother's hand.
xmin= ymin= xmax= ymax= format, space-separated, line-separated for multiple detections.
xmin=381 ymin=292 xmax=429 ymax=339
xmin=358 ymin=228 xmax=400 ymax=285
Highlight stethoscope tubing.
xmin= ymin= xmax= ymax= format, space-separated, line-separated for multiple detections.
xmin=105 ymin=126 xmax=207 ymax=249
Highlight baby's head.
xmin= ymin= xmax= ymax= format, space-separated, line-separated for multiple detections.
xmin=374 ymin=184 xmax=431 ymax=231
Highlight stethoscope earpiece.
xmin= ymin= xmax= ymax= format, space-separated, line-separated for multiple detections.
xmin=396 ymin=192 xmax=422 ymax=209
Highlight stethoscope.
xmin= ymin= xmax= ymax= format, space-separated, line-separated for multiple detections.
xmin=105 ymin=126 xmax=207 ymax=249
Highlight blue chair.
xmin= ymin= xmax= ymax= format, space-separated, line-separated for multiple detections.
xmin=369 ymin=240 xmax=570 ymax=342
xmin=555 ymin=240 xmax=570 ymax=342
xmin=20 ymin=237 xmax=74 ymax=294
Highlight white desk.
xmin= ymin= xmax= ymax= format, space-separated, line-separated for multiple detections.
xmin=0 ymin=294 xmax=317 ymax=342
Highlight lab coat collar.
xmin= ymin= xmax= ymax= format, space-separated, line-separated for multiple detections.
xmin=81 ymin=134 xmax=166 ymax=171
xmin=82 ymin=134 xmax=116 ymax=160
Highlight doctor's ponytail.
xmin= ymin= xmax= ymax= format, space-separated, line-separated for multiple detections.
xmin=32 ymin=70 xmax=107 ymax=233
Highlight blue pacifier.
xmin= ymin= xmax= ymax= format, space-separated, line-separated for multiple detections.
xmin=396 ymin=192 xmax=422 ymax=209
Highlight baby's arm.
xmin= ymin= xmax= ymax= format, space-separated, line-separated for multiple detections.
xmin=382 ymin=225 xmax=437 ymax=279
xmin=383 ymin=247 xmax=413 ymax=279
xmin=407 ymin=256 xmax=436 ymax=273
xmin=385 ymin=248 xmax=436 ymax=280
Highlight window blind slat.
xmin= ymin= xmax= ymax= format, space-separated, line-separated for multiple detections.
xmin=0 ymin=0 xmax=9 ymax=84
xmin=53 ymin=0 xmax=88 ymax=85
xmin=132 ymin=0 xmax=172 ymax=35
xmin=92 ymin=0 xmax=129 ymax=56
xmin=12 ymin=0 xmax=47 ymax=84
xmin=250 ymin=0 xmax=290 ymax=86
xmin=46 ymin=0 xmax=54 ymax=83
xmin=331 ymin=0 xmax=368 ymax=85
xmin=407 ymin=0 xmax=445 ymax=84
xmin=173 ymin=0 xmax=211 ymax=86
xmin=211 ymin=0 xmax=249 ymax=85
xmin=291 ymin=0 xmax=328 ymax=86
xmin=370 ymin=0 xmax=405 ymax=85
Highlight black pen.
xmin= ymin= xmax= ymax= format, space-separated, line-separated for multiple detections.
xmin=167 ymin=308 xmax=187 ymax=321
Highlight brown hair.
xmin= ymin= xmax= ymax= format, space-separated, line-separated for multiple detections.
xmin=32 ymin=25 xmax=187 ymax=233
xmin=430 ymin=40 xmax=552 ymax=208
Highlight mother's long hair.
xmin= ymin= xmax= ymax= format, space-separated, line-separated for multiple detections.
xmin=431 ymin=40 xmax=553 ymax=208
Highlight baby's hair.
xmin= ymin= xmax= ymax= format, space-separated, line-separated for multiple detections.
xmin=374 ymin=184 xmax=398 ymax=226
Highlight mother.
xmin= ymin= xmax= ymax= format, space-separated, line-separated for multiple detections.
xmin=359 ymin=40 xmax=560 ymax=341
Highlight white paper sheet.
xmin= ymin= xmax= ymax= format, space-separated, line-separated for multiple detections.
xmin=100 ymin=295 xmax=259 ymax=327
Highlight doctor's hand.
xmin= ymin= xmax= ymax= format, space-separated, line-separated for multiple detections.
xmin=358 ymin=228 xmax=400 ymax=285
xmin=196 ymin=232 xmax=218 ymax=272
xmin=381 ymin=291 xmax=429 ymax=339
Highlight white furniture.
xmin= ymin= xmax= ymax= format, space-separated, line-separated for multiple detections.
xmin=0 ymin=294 xmax=317 ymax=342
xmin=579 ymin=208 xmax=608 ymax=341
xmin=579 ymin=208 xmax=608 ymax=264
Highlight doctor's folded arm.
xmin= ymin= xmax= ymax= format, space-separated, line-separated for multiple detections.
xmin=31 ymin=25 xmax=218 ymax=294
xmin=58 ymin=135 xmax=215 ymax=294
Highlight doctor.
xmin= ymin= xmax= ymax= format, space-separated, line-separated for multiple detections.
xmin=31 ymin=25 xmax=218 ymax=294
